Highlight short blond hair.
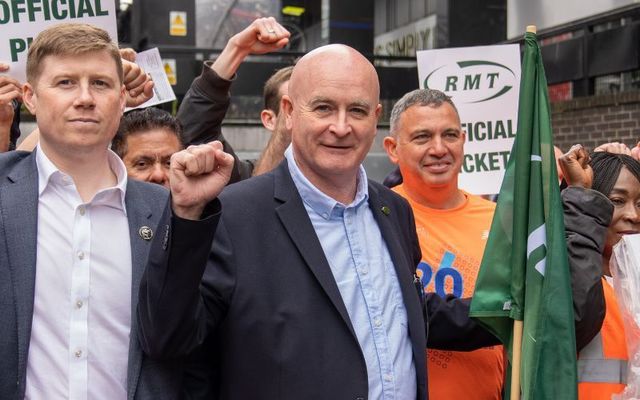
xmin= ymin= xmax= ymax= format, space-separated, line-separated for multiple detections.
xmin=27 ymin=23 xmax=123 ymax=84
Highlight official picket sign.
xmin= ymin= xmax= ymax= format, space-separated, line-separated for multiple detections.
xmin=417 ymin=44 xmax=521 ymax=194
xmin=0 ymin=0 xmax=118 ymax=83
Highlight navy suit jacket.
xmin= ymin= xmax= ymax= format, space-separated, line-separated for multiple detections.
xmin=138 ymin=161 xmax=498 ymax=400
xmin=0 ymin=150 xmax=187 ymax=399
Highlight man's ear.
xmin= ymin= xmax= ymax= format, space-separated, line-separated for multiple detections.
xmin=383 ymin=136 xmax=399 ymax=164
xmin=22 ymin=83 xmax=37 ymax=115
xmin=281 ymin=95 xmax=294 ymax=131
xmin=119 ymin=84 xmax=126 ymax=113
xmin=375 ymin=103 xmax=383 ymax=120
xmin=260 ymin=109 xmax=277 ymax=131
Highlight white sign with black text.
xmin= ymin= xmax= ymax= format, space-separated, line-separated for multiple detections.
xmin=0 ymin=0 xmax=118 ymax=83
xmin=417 ymin=44 xmax=521 ymax=194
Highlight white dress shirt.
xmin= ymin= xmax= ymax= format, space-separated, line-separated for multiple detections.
xmin=25 ymin=146 xmax=132 ymax=400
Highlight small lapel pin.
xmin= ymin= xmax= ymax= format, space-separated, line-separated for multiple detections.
xmin=381 ymin=206 xmax=391 ymax=216
xmin=139 ymin=226 xmax=153 ymax=241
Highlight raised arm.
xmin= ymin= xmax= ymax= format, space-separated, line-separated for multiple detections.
xmin=177 ymin=17 xmax=289 ymax=183
xmin=559 ymin=144 xmax=611 ymax=350
xmin=137 ymin=141 xmax=235 ymax=358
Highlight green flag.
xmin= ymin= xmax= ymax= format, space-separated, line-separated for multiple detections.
xmin=469 ymin=31 xmax=577 ymax=399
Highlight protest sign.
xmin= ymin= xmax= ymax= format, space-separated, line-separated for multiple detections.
xmin=417 ymin=44 xmax=521 ymax=194
xmin=0 ymin=0 xmax=118 ymax=83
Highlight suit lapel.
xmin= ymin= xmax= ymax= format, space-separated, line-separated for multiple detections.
xmin=0 ymin=153 xmax=39 ymax=387
xmin=124 ymin=181 xmax=156 ymax=399
xmin=367 ymin=184 xmax=427 ymax=378
xmin=273 ymin=163 xmax=357 ymax=338
xmin=367 ymin=184 xmax=415 ymax=283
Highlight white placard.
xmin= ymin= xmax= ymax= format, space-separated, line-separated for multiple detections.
xmin=0 ymin=0 xmax=118 ymax=83
xmin=125 ymin=48 xmax=177 ymax=111
xmin=417 ymin=44 xmax=521 ymax=195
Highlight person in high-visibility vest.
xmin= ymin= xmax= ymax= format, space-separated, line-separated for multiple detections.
xmin=561 ymin=145 xmax=640 ymax=399
xmin=578 ymin=276 xmax=627 ymax=399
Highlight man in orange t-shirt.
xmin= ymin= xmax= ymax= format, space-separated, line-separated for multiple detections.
xmin=384 ymin=88 xmax=504 ymax=399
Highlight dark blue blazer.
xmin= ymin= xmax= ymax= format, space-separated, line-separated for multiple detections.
xmin=138 ymin=161 xmax=498 ymax=400
xmin=0 ymin=150 xmax=188 ymax=400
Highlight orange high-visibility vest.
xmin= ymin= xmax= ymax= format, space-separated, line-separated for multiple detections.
xmin=578 ymin=278 xmax=628 ymax=399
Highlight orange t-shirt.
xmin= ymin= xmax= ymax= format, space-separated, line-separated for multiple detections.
xmin=394 ymin=184 xmax=505 ymax=400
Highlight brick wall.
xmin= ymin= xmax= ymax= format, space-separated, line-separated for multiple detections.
xmin=552 ymin=91 xmax=640 ymax=152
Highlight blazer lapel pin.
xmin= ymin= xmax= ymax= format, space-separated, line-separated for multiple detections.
xmin=139 ymin=226 xmax=153 ymax=241
xmin=381 ymin=205 xmax=391 ymax=216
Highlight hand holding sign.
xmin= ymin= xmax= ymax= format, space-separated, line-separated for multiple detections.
xmin=0 ymin=62 xmax=20 ymax=152
xmin=0 ymin=63 xmax=22 ymax=105
xmin=122 ymin=58 xmax=154 ymax=108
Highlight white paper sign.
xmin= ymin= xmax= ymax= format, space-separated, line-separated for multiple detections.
xmin=125 ymin=48 xmax=176 ymax=111
xmin=0 ymin=0 xmax=118 ymax=83
xmin=417 ymin=44 xmax=521 ymax=194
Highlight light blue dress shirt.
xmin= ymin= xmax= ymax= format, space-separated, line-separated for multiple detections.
xmin=285 ymin=147 xmax=417 ymax=400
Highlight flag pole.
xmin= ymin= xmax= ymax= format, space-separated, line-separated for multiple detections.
xmin=509 ymin=24 xmax=537 ymax=400
xmin=510 ymin=319 xmax=524 ymax=400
